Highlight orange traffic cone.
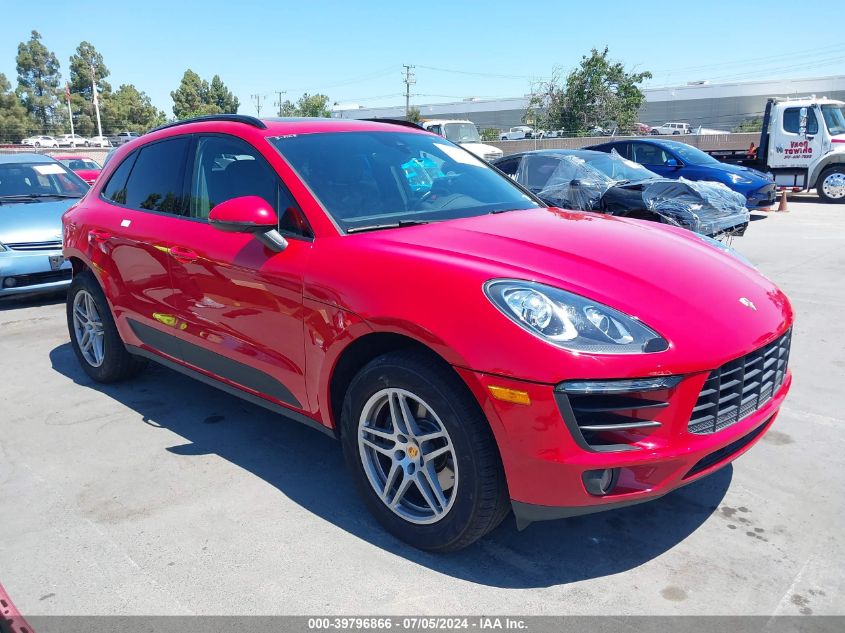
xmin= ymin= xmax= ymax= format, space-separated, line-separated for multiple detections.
xmin=777 ymin=189 xmax=789 ymax=212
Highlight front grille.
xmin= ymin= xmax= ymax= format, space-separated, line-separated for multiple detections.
xmin=684 ymin=417 xmax=770 ymax=479
xmin=6 ymin=240 xmax=62 ymax=251
xmin=689 ymin=330 xmax=791 ymax=434
xmin=2 ymin=269 xmax=71 ymax=288
xmin=483 ymin=153 xmax=501 ymax=162
xmin=555 ymin=377 xmax=681 ymax=452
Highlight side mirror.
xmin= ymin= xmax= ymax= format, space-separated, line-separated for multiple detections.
xmin=208 ymin=195 xmax=287 ymax=252
xmin=799 ymin=107 xmax=808 ymax=136
xmin=665 ymin=157 xmax=680 ymax=168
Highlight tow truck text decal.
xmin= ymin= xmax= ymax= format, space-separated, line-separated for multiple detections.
xmin=776 ymin=140 xmax=814 ymax=159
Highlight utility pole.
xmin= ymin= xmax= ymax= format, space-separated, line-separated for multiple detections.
xmin=274 ymin=90 xmax=287 ymax=117
xmin=251 ymin=94 xmax=265 ymax=116
xmin=91 ymin=63 xmax=103 ymax=138
xmin=403 ymin=64 xmax=415 ymax=118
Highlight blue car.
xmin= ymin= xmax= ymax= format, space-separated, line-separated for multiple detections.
xmin=588 ymin=138 xmax=776 ymax=209
xmin=0 ymin=153 xmax=88 ymax=297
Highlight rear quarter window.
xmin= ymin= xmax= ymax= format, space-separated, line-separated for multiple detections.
xmin=102 ymin=151 xmax=138 ymax=205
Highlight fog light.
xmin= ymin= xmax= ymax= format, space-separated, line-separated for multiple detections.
xmin=3 ymin=277 xmax=16 ymax=288
xmin=582 ymin=468 xmax=619 ymax=496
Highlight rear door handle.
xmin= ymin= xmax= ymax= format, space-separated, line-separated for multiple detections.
xmin=169 ymin=246 xmax=198 ymax=263
xmin=88 ymin=229 xmax=111 ymax=244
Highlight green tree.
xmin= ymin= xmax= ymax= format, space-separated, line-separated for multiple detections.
xmin=733 ymin=117 xmax=763 ymax=133
xmin=480 ymin=128 xmax=500 ymax=142
xmin=15 ymin=30 xmax=62 ymax=131
xmin=171 ymin=69 xmax=211 ymax=118
xmin=280 ymin=93 xmax=331 ymax=118
xmin=0 ymin=73 xmax=35 ymax=142
xmin=208 ymin=75 xmax=239 ymax=113
xmin=67 ymin=41 xmax=111 ymax=136
xmin=527 ymin=47 xmax=651 ymax=135
xmin=406 ymin=106 xmax=421 ymax=123
xmin=171 ymin=70 xmax=239 ymax=118
xmin=102 ymin=84 xmax=166 ymax=134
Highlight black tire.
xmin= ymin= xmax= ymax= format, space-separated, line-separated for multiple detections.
xmin=340 ymin=349 xmax=509 ymax=552
xmin=672 ymin=130 xmax=680 ymax=135
xmin=817 ymin=166 xmax=845 ymax=204
xmin=66 ymin=270 xmax=146 ymax=383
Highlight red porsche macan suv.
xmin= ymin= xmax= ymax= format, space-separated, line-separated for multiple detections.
xmin=63 ymin=115 xmax=793 ymax=551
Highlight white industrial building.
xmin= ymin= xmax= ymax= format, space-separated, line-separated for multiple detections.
xmin=333 ymin=75 xmax=845 ymax=131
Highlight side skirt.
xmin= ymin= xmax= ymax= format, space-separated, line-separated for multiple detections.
xmin=127 ymin=344 xmax=337 ymax=440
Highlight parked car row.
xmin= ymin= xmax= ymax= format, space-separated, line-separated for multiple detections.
xmin=493 ymin=149 xmax=751 ymax=238
xmin=3 ymin=116 xmax=792 ymax=554
xmin=19 ymin=131 xmax=143 ymax=149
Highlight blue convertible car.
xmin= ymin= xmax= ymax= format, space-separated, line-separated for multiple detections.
xmin=0 ymin=153 xmax=87 ymax=297
xmin=588 ymin=138 xmax=777 ymax=209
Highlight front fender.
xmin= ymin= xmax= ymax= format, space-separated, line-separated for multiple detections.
xmin=809 ymin=151 xmax=845 ymax=188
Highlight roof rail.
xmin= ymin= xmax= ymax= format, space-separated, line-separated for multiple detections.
xmin=149 ymin=114 xmax=267 ymax=134
xmin=362 ymin=118 xmax=424 ymax=130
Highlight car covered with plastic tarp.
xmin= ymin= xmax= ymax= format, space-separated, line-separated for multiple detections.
xmin=493 ymin=149 xmax=750 ymax=237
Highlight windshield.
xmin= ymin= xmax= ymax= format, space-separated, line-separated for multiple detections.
xmin=821 ymin=105 xmax=845 ymax=136
xmin=0 ymin=161 xmax=88 ymax=200
xmin=663 ymin=141 xmax=720 ymax=166
xmin=271 ymin=131 xmax=540 ymax=232
xmin=59 ymin=158 xmax=101 ymax=171
xmin=443 ymin=123 xmax=481 ymax=144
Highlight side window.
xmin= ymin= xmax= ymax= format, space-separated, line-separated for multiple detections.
xmin=191 ymin=135 xmax=310 ymax=237
xmin=521 ymin=156 xmax=560 ymax=190
xmin=783 ymin=108 xmax=819 ymax=134
xmin=631 ymin=143 xmax=669 ymax=166
xmin=428 ymin=125 xmax=442 ymax=136
xmin=102 ymin=151 xmax=138 ymax=205
xmin=124 ymin=137 xmax=190 ymax=214
xmin=493 ymin=156 xmax=521 ymax=177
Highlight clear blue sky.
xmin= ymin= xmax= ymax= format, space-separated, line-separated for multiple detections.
xmin=3 ymin=0 xmax=843 ymax=116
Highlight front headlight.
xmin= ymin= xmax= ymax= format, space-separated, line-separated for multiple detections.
xmin=484 ymin=280 xmax=668 ymax=354
xmin=727 ymin=173 xmax=752 ymax=185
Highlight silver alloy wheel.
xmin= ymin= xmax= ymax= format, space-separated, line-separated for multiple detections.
xmin=822 ymin=171 xmax=845 ymax=200
xmin=72 ymin=289 xmax=105 ymax=367
xmin=358 ymin=388 xmax=458 ymax=525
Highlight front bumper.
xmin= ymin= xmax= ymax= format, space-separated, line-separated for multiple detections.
xmin=0 ymin=249 xmax=72 ymax=296
xmin=746 ymin=183 xmax=777 ymax=209
xmin=455 ymin=362 xmax=791 ymax=527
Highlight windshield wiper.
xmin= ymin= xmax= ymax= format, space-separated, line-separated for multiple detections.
xmin=346 ymin=219 xmax=431 ymax=234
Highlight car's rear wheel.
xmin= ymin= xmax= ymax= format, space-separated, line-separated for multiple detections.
xmin=341 ymin=349 xmax=509 ymax=551
xmin=67 ymin=271 xmax=146 ymax=383
xmin=818 ymin=167 xmax=845 ymax=203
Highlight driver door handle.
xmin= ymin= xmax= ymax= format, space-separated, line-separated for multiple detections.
xmin=169 ymin=246 xmax=198 ymax=263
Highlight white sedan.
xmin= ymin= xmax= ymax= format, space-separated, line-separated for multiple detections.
xmin=21 ymin=135 xmax=59 ymax=148
xmin=57 ymin=134 xmax=90 ymax=147
xmin=87 ymin=135 xmax=112 ymax=148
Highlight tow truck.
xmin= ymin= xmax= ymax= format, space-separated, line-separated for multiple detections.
xmin=707 ymin=96 xmax=845 ymax=203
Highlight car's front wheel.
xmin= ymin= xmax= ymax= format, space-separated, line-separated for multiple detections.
xmin=341 ymin=349 xmax=509 ymax=551
xmin=67 ymin=271 xmax=146 ymax=383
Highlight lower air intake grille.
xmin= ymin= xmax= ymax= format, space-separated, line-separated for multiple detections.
xmin=689 ymin=330 xmax=791 ymax=435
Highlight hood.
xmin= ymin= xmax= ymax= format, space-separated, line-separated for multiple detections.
xmin=459 ymin=142 xmax=503 ymax=159
xmin=365 ymin=208 xmax=791 ymax=365
xmin=703 ymin=161 xmax=771 ymax=182
xmin=0 ymin=198 xmax=77 ymax=244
